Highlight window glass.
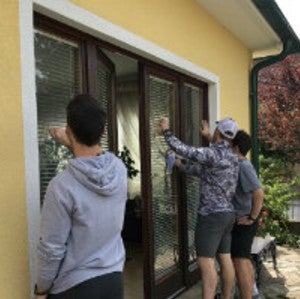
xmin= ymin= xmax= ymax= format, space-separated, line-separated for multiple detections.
xmin=149 ymin=75 xmax=179 ymax=280
xmin=183 ymin=83 xmax=204 ymax=268
xmin=34 ymin=30 xmax=81 ymax=202
xmin=96 ymin=52 xmax=112 ymax=150
xmin=288 ymin=199 xmax=300 ymax=221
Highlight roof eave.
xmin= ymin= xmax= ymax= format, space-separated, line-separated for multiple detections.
xmin=252 ymin=0 xmax=300 ymax=56
xmin=196 ymin=0 xmax=283 ymax=54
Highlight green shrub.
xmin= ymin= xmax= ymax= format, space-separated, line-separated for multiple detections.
xmin=257 ymin=154 xmax=300 ymax=247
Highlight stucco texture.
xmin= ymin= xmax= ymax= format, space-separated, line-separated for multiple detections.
xmin=70 ymin=0 xmax=252 ymax=130
xmin=0 ymin=1 xmax=30 ymax=298
xmin=0 ymin=0 xmax=255 ymax=297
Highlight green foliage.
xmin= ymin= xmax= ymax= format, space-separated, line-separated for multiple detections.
xmin=118 ymin=146 xmax=139 ymax=179
xmin=257 ymin=154 xmax=300 ymax=247
xmin=40 ymin=137 xmax=73 ymax=171
xmin=257 ymin=53 xmax=300 ymax=246
xmin=39 ymin=137 xmax=73 ymax=201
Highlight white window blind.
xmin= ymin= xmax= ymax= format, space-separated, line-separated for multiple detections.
xmin=34 ymin=30 xmax=81 ymax=203
xmin=148 ymin=75 xmax=179 ymax=280
xmin=96 ymin=55 xmax=111 ymax=150
xmin=288 ymin=199 xmax=300 ymax=221
xmin=183 ymin=83 xmax=204 ymax=267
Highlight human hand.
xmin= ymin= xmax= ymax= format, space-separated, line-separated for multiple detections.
xmin=236 ymin=215 xmax=254 ymax=226
xmin=156 ymin=117 xmax=170 ymax=135
xmin=201 ymin=120 xmax=211 ymax=139
xmin=175 ymin=158 xmax=182 ymax=167
xmin=49 ymin=127 xmax=71 ymax=148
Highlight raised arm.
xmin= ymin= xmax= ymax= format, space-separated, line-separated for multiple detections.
xmin=158 ymin=118 xmax=214 ymax=164
xmin=49 ymin=127 xmax=72 ymax=150
xmin=201 ymin=120 xmax=212 ymax=142
xmin=176 ymin=159 xmax=202 ymax=177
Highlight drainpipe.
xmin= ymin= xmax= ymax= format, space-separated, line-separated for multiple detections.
xmin=250 ymin=0 xmax=300 ymax=173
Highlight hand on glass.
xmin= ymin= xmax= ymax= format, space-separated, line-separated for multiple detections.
xmin=49 ymin=127 xmax=71 ymax=148
xmin=156 ymin=117 xmax=170 ymax=135
xmin=174 ymin=158 xmax=182 ymax=167
xmin=201 ymin=120 xmax=211 ymax=141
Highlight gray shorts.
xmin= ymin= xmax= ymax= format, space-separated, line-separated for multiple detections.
xmin=195 ymin=212 xmax=235 ymax=257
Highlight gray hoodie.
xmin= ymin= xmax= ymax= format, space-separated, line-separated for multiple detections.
xmin=36 ymin=151 xmax=127 ymax=294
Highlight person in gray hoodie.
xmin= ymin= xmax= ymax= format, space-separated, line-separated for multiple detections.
xmin=34 ymin=94 xmax=127 ymax=299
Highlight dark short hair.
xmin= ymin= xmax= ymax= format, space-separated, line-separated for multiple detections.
xmin=67 ymin=94 xmax=107 ymax=146
xmin=232 ymin=130 xmax=252 ymax=156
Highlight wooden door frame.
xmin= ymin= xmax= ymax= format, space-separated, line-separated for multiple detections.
xmin=34 ymin=13 xmax=210 ymax=297
xmin=178 ymin=78 xmax=209 ymax=287
xmin=139 ymin=63 xmax=187 ymax=299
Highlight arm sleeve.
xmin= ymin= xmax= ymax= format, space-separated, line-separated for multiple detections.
xmin=250 ymin=188 xmax=264 ymax=219
xmin=239 ymin=161 xmax=262 ymax=193
xmin=178 ymin=163 xmax=202 ymax=177
xmin=163 ymin=130 xmax=214 ymax=164
xmin=36 ymin=186 xmax=72 ymax=292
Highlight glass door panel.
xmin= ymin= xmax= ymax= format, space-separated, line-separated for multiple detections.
xmin=34 ymin=30 xmax=81 ymax=203
xmin=141 ymin=66 xmax=184 ymax=299
xmin=183 ymin=83 xmax=204 ymax=271
xmin=149 ymin=75 xmax=179 ymax=280
xmin=96 ymin=50 xmax=115 ymax=151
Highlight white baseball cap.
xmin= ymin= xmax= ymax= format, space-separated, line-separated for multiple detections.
xmin=216 ymin=118 xmax=238 ymax=139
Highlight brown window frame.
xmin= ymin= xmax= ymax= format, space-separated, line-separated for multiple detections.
xmin=34 ymin=12 xmax=209 ymax=299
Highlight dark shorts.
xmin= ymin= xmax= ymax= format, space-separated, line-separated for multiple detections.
xmin=195 ymin=212 xmax=235 ymax=257
xmin=231 ymin=220 xmax=258 ymax=258
xmin=48 ymin=272 xmax=123 ymax=299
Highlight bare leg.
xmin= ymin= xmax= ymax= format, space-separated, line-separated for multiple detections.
xmin=217 ymin=253 xmax=235 ymax=299
xmin=233 ymin=257 xmax=255 ymax=299
xmin=197 ymin=257 xmax=218 ymax=299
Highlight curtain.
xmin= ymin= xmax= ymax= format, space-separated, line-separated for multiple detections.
xmin=117 ymin=79 xmax=140 ymax=198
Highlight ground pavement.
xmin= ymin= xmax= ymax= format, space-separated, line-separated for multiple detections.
xmin=178 ymin=245 xmax=300 ymax=299
xmin=258 ymin=246 xmax=300 ymax=299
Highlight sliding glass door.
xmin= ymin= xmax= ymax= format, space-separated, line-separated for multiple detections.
xmin=140 ymin=65 xmax=184 ymax=299
xmin=140 ymin=65 xmax=208 ymax=298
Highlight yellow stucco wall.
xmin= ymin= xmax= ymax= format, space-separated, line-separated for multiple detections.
xmin=70 ymin=0 xmax=252 ymax=130
xmin=0 ymin=0 xmax=254 ymax=297
xmin=0 ymin=1 xmax=30 ymax=298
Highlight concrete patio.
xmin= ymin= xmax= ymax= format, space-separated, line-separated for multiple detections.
xmin=177 ymin=245 xmax=300 ymax=299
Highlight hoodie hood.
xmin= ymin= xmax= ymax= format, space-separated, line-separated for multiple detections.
xmin=67 ymin=151 xmax=126 ymax=196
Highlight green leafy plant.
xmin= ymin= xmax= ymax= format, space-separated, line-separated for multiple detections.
xmin=257 ymin=154 xmax=300 ymax=247
xmin=118 ymin=146 xmax=139 ymax=179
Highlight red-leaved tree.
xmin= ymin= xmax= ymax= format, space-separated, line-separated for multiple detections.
xmin=258 ymin=53 xmax=300 ymax=162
